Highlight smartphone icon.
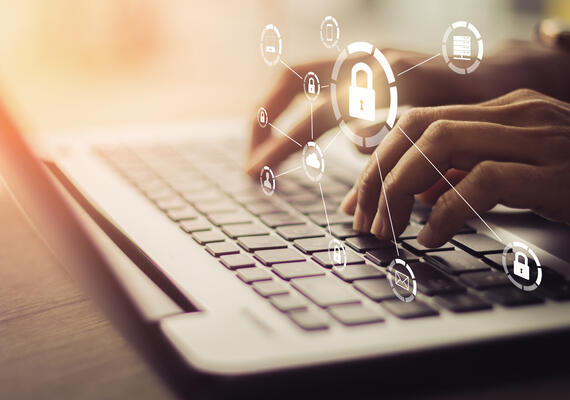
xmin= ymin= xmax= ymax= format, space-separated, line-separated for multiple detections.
xmin=326 ymin=23 xmax=333 ymax=41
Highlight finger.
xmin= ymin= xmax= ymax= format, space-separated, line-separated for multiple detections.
xmin=246 ymin=99 xmax=337 ymax=176
xmin=417 ymin=161 xmax=549 ymax=247
xmin=416 ymin=169 xmax=467 ymax=205
xmin=372 ymin=121 xmax=547 ymax=238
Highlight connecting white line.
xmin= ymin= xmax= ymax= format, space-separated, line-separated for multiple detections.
xmin=275 ymin=166 xmax=301 ymax=178
xmin=323 ymin=129 xmax=342 ymax=154
xmin=268 ymin=122 xmax=302 ymax=147
xmin=280 ymin=59 xmax=302 ymax=80
xmin=375 ymin=153 xmax=400 ymax=256
xmin=397 ymin=53 xmax=441 ymax=77
xmin=397 ymin=126 xmax=504 ymax=243
xmin=335 ymin=44 xmax=341 ymax=52
xmin=310 ymin=103 xmax=314 ymax=140
xmin=321 ymin=84 xmax=330 ymax=88
xmin=319 ymin=182 xmax=332 ymax=235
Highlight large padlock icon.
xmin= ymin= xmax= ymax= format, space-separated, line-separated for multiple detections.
xmin=308 ymin=77 xmax=315 ymax=94
xmin=333 ymin=245 xmax=341 ymax=264
xmin=513 ymin=251 xmax=530 ymax=280
xmin=260 ymin=111 xmax=265 ymax=124
xmin=349 ymin=62 xmax=375 ymax=122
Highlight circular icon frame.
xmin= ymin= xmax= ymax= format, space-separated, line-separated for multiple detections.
xmin=320 ymin=16 xmax=340 ymax=48
xmin=301 ymin=141 xmax=325 ymax=182
xmin=330 ymin=41 xmax=398 ymax=148
xmin=257 ymin=107 xmax=268 ymax=128
xmin=387 ymin=258 xmax=417 ymax=303
xmin=303 ymin=72 xmax=321 ymax=102
xmin=328 ymin=238 xmax=347 ymax=270
xmin=260 ymin=24 xmax=282 ymax=66
xmin=442 ymin=21 xmax=484 ymax=75
xmin=502 ymin=241 xmax=542 ymax=292
xmin=260 ymin=166 xmax=276 ymax=196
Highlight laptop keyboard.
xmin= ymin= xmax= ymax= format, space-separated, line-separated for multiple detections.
xmin=96 ymin=142 xmax=570 ymax=331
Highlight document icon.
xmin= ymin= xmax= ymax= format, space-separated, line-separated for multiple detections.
xmin=453 ymin=35 xmax=471 ymax=60
xmin=394 ymin=270 xmax=410 ymax=291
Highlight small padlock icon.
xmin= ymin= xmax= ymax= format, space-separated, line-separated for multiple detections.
xmin=333 ymin=245 xmax=341 ymax=264
xmin=513 ymin=251 xmax=530 ymax=280
xmin=260 ymin=111 xmax=265 ymax=124
xmin=349 ymin=62 xmax=375 ymax=122
xmin=308 ymin=77 xmax=315 ymax=94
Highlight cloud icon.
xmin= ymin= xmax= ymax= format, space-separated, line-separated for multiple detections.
xmin=305 ymin=152 xmax=321 ymax=169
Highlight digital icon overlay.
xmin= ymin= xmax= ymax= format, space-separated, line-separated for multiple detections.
xmin=260 ymin=166 xmax=276 ymax=196
xmin=349 ymin=62 xmax=375 ymax=121
xmin=302 ymin=141 xmax=325 ymax=182
xmin=502 ymin=242 xmax=542 ymax=292
xmin=387 ymin=258 xmax=417 ymax=303
xmin=260 ymin=24 xmax=282 ymax=66
xmin=442 ymin=21 xmax=483 ymax=74
xmin=303 ymin=71 xmax=321 ymax=102
xmin=320 ymin=16 xmax=340 ymax=48
xmin=257 ymin=107 xmax=268 ymax=128
xmin=328 ymin=238 xmax=347 ymax=270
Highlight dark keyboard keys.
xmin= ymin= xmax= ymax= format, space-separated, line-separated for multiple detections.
xmin=426 ymin=252 xmax=490 ymax=275
xmin=459 ymin=271 xmax=511 ymax=289
xmin=345 ymin=236 xmax=393 ymax=252
xmin=252 ymin=280 xmax=289 ymax=297
xmin=291 ymin=276 xmax=361 ymax=307
xmin=328 ymin=304 xmax=385 ymax=325
xmin=276 ymin=224 xmax=325 ymax=241
xmin=381 ymin=299 xmax=439 ymax=319
xmin=269 ymin=294 xmax=308 ymax=312
xmin=237 ymin=235 xmax=288 ymax=252
xmin=451 ymin=234 xmax=505 ymax=256
xmin=402 ymin=239 xmax=454 ymax=254
xmin=410 ymin=262 xmax=466 ymax=295
xmin=330 ymin=223 xmax=361 ymax=239
xmin=288 ymin=309 xmax=329 ymax=330
xmin=254 ymin=248 xmax=306 ymax=265
xmin=353 ymin=279 xmax=397 ymax=301
xmin=236 ymin=268 xmax=273 ymax=283
xmin=365 ymin=247 xmax=418 ymax=266
xmin=272 ymin=261 xmax=325 ymax=280
xmin=435 ymin=293 xmax=492 ymax=313
xmin=260 ymin=213 xmax=305 ymax=228
xmin=332 ymin=264 xmax=385 ymax=282
xmin=222 ymin=223 xmax=270 ymax=239
xmin=308 ymin=211 xmax=353 ymax=226
xmin=312 ymin=248 xmax=365 ymax=268
xmin=484 ymin=287 xmax=543 ymax=307
xmin=397 ymin=224 xmax=422 ymax=240
xmin=205 ymin=241 xmax=240 ymax=257
xmin=192 ymin=230 xmax=226 ymax=245
xmin=294 ymin=237 xmax=331 ymax=254
xmin=219 ymin=254 xmax=256 ymax=270
xmin=179 ymin=218 xmax=212 ymax=233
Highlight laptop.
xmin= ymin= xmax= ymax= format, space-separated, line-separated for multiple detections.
xmin=2 ymin=105 xmax=570 ymax=396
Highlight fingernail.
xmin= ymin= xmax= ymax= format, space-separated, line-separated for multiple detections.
xmin=370 ymin=212 xmax=384 ymax=237
xmin=417 ymin=222 xmax=435 ymax=247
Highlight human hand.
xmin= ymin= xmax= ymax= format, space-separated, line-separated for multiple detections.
xmin=340 ymin=88 xmax=570 ymax=247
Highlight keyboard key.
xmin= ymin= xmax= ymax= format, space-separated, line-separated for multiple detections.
xmin=269 ymin=294 xmax=308 ymax=312
xmin=245 ymin=201 xmax=283 ymax=215
xmin=312 ymin=248 xmax=365 ymax=268
xmin=397 ymin=224 xmax=422 ymax=241
xmin=236 ymin=268 xmax=273 ymax=283
xmin=365 ymin=247 xmax=418 ymax=266
xmin=434 ymin=293 xmax=492 ymax=313
xmin=330 ymin=223 xmax=361 ymax=239
xmin=293 ymin=237 xmax=331 ymax=254
xmin=194 ymin=200 xmax=239 ymax=214
xmin=260 ymin=213 xmax=305 ymax=228
xmin=179 ymin=218 xmax=212 ymax=233
xmin=291 ymin=276 xmax=361 ymax=307
xmin=166 ymin=206 xmax=198 ymax=221
xmin=192 ymin=230 xmax=226 ymax=245
xmin=484 ymin=287 xmax=543 ymax=307
xmin=409 ymin=262 xmax=466 ymax=295
xmin=451 ymin=234 xmax=505 ymax=256
xmin=483 ymin=253 xmax=507 ymax=270
xmin=219 ymin=254 xmax=255 ymax=270
xmin=426 ymin=252 xmax=490 ymax=275
xmin=252 ymin=280 xmax=289 ymax=297
xmin=288 ymin=309 xmax=329 ymax=331
xmin=328 ymin=304 xmax=385 ymax=326
xmin=332 ymin=264 xmax=385 ymax=282
xmin=276 ymin=224 xmax=325 ymax=241
xmin=402 ymin=239 xmax=454 ymax=254
xmin=272 ymin=261 xmax=325 ymax=280
xmin=410 ymin=204 xmax=431 ymax=224
xmin=294 ymin=203 xmax=337 ymax=214
xmin=381 ymin=299 xmax=439 ymax=319
xmin=459 ymin=271 xmax=511 ymax=289
xmin=308 ymin=211 xmax=353 ymax=226
xmin=156 ymin=196 xmax=187 ymax=211
xmin=205 ymin=241 xmax=240 ymax=257
xmin=254 ymin=248 xmax=306 ymax=265
xmin=222 ymin=223 xmax=270 ymax=239
xmin=207 ymin=211 xmax=252 ymax=226
xmin=345 ymin=236 xmax=393 ymax=252
xmin=353 ymin=279 xmax=397 ymax=301
xmin=237 ymin=235 xmax=288 ymax=252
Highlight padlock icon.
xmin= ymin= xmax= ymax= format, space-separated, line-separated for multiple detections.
xmin=260 ymin=111 xmax=265 ymax=124
xmin=333 ymin=245 xmax=341 ymax=264
xmin=513 ymin=251 xmax=530 ymax=280
xmin=349 ymin=62 xmax=375 ymax=122
xmin=308 ymin=77 xmax=315 ymax=94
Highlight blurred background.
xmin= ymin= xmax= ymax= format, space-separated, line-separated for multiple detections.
xmin=0 ymin=0 xmax=568 ymax=139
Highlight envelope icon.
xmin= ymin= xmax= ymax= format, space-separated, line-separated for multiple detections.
xmin=394 ymin=270 xmax=410 ymax=291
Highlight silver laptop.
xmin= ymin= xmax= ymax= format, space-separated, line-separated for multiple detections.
xmin=2 ymin=111 xmax=570 ymax=390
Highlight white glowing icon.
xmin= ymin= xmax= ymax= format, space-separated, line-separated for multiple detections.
xmin=305 ymin=152 xmax=321 ymax=169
